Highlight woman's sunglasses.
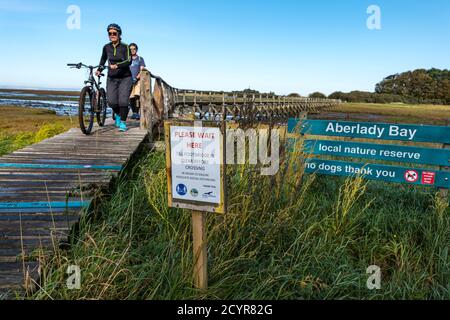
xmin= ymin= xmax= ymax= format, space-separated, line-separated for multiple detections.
xmin=109 ymin=32 xmax=118 ymax=36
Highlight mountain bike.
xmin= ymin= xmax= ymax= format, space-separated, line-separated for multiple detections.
xmin=67 ymin=63 xmax=108 ymax=135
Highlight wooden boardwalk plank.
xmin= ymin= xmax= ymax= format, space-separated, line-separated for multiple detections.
xmin=0 ymin=119 xmax=147 ymax=296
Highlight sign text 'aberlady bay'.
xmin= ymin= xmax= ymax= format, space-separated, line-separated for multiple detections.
xmin=325 ymin=122 xmax=416 ymax=140
xmin=288 ymin=119 xmax=450 ymax=143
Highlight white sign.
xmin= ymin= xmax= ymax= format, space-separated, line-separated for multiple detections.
xmin=170 ymin=125 xmax=222 ymax=204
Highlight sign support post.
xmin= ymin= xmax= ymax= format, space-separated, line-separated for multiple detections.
xmin=165 ymin=120 xmax=227 ymax=290
xmin=439 ymin=143 xmax=450 ymax=200
xmin=192 ymin=210 xmax=208 ymax=290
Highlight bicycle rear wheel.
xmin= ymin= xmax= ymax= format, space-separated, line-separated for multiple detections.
xmin=97 ymin=88 xmax=107 ymax=127
xmin=79 ymin=86 xmax=94 ymax=135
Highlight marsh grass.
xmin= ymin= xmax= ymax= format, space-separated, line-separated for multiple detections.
xmin=330 ymin=103 xmax=450 ymax=125
xmin=0 ymin=123 xmax=71 ymax=156
xmin=0 ymin=105 xmax=75 ymax=156
xmin=30 ymin=134 xmax=450 ymax=300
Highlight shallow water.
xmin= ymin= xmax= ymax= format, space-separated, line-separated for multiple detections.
xmin=0 ymin=91 xmax=113 ymax=116
xmin=0 ymin=92 xmax=40 ymax=98
xmin=0 ymin=98 xmax=79 ymax=116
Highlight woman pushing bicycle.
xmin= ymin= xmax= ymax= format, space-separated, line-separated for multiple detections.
xmin=96 ymin=23 xmax=132 ymax=132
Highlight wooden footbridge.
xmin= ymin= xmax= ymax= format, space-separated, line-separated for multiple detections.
xmin=0 ymin=70 xmax=340 ymax=297
xmin=0 ymin=120 xmax=148 ymax=297
xmin=146 ymin=72 xmax=340 ymax=131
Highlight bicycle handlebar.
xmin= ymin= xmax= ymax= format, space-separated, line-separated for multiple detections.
xmin=67 ymin=63 xmax=108 ymax=70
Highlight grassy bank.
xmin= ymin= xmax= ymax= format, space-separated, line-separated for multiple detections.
xmin=323 ymin=103 xmax=450 ymax=125
xmin=31 ymin=145 xmax=449 ymax=300
xmin=0 ymin=105 xmax=76 ymax=156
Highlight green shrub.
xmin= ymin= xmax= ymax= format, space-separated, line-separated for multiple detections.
xmin=33 ymin=123 xmax=66 ymax=143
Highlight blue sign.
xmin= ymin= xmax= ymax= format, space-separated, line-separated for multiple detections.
xmin=288 ymin=119 xmax=450 ymax=144
xmin=304 ymin=158 xmax=450 ymax=188
xmin=176 ymin=184 xmax=188 ymax=196
xmin=303 ymin=139 xmax=450 ymax=166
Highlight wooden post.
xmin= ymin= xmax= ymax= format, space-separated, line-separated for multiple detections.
xmin=153 ymin=78 xmax=164 ymax=121
xmin=161 ymin=82 xmax=170 ymax=119
xmin=192 ymin=210 xmax=208 ymax=290
xmin=299 ymin=111 xmax=307 ymax=122
xmin=439 ymin=143 xmax=450 ymax=200
xmin=140 ymin=70 xmax=153 ymax=139
xmin=438 ymin=120 xmax=450 ymax=200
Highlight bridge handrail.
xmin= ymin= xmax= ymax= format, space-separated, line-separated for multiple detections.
xmin=144 ymin=69 xmax=340 ymax=104
xmin=138 ymin=69 xmax=341 ymax=138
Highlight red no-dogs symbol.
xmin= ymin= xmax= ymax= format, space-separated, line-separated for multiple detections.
xmin=404 ymin=170 xmax=419 ymax=183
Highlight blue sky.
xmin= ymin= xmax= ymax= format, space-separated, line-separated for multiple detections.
xmin=0 ymin=0 xmax=449 ymax=95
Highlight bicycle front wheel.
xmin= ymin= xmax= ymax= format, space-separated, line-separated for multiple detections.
xmin=97 ymin=88 xmax=107 ymax=127
xmin=79 ymin=86 xmax=94 ymax=135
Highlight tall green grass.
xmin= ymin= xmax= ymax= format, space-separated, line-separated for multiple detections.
xmin=31 ymin=144 xmax=449 ymax=300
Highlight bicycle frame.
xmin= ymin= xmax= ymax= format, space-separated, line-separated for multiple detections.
xmin=68 ymin=63 xmax=107 ymax=111
xmin=85 ymin=66 xmax=102 ymax=92
xmin=68 ymin=63 xmax=109 ymax=134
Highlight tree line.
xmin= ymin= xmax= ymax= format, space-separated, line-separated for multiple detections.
xmin=301 ymin=68 xmax=450 ymax=105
